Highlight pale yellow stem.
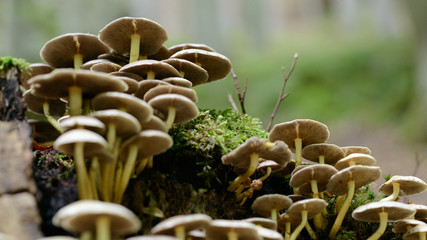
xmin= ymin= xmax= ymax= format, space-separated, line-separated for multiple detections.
xmin=129 ymin=34 xmax=140 ymax=63
xmin=294 ymin=138 xmax=302 ymax=166
xmin=380 ymin=182 xmax=400 ymax=201
xmin=318 ymin=155 xmax=325 ymax=164
xmin=42 ymin=102 xmax=63 ymax=133
xmin=290 ymin=210 xmax=308 ymax=240
xmin=175 ymin=225 xmax=186 ymax=240
xmin=146 ymin=71 xmax=155 ymax=79
xmin=74 ymin=142 xmax=89 ymax=199
xmin=329 ymin=180 xmax=355 ymax=239
xmin=227 ymin=153 xmax=259 ymax=192
xmin=367 ymin=212 xmax=388 ymax=240
xmin=74 ymin=53 xmax=83 ymax=70
xmin=96 ymin=215 xmax=111 ymax=240
xmin=68 ymin=85 xmax=82 ymax=116
xmin=227 ymin=230 xmax=238 ymax=240
xmin=165 ymin=107 xmax=176 ymax=130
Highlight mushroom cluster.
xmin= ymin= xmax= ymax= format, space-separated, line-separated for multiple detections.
xmin=23 ymin=16 xmax=232 ymax=240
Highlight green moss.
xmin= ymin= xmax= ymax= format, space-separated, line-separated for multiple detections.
xmin=0 ymin=56 xmax=30 ymax=72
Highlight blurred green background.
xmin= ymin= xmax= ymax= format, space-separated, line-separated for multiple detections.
xmin=1 ymin=0 xmax=427 ymax=200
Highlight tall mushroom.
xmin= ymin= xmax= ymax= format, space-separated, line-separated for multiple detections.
xmin=379 ymin=175 xmax=427 ymax=202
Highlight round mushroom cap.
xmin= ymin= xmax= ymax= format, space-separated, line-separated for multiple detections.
xmin=161 ymin=77 xmax=193 ymax=88
xmin=80 ymin=59 xmax=112 ymax=70
xmin=98 ymin=52 xmax=129 ymax=66
xmin=352 ymin=201 xmax=416 ymax=222
xmin=52 ymin=200 xmax=141 ymax=235
xmin=148 ymin=45 xmax=172 ymax=60
xmin=243 ymin=217 xmax=277 ymax=230
xmin=334 ymin=153 xmax=377 ymax=170
xmin=148 ymin=94 xmax=199 ymax=124
xmin=134 ymin=80 xmax=172 ymax=99
xmin=268 ymin=119 xmax=330 ymax=152
xmin=90 ymin=62 xmax=122 ymax=73
xmin=109 ymin=71 xmax=144 ymax=82
xmin=286 ymin=198 xmax=327 ymax=220
xmin=23 ymin=89 xmax=66 ymax=116
xmin=21 ymin=63 xmax=54 ymax=90
xmin=127 ymin=236 xmax=179 ymax=240
xmin=392 ymin=219 xmax=426 ymax=233
xmin=257 ymin=159 xmax=284 ymax=173
xmin=302 ymin=143 xmax=344 ymax=165
xmin=168 ymin=43 xmax=216 ymax=55
xmin=411 ymin=204 xmax=427 ymax=219
xmin=205 ymin=219 xmax=261 ymax=240
xmin=112 ymin=76 xmax=139 ymax=94
xmin=40 ymin=33 xmax=109 ymax=68
xmin=143 ymin=84 xmax=198 ymax=103
xmin=141 ymin=115 xmax=168 ymax=132
xmin=119 ymin=130 xmax=173 ymax=161
xmin=221 ymin=137 xmax=291 ymax=171
xmin=162 ymin=58 xmax=208 ymax=86
xmin=403 ymin=224 xmax=427 ymax=240
xmin=169 ymin=49 xmax=232 ymax=82
xmin=289 ymin=164 xmax=338 ymax=189
xmin=341 ymin=146 xmax=372 ymax=156
xmin=99 ymin=17 xmax=168 ymax=56
xmin=53 ymin=128 xmax=107 ymax=155
xmin=327 ymin=165 xmax=381 ymax=196
xmin=120 ymin=60 xmax=181 ymax=79
xmin=151 ymin=213 xmax=212 ymax=236
xmin=256 ymin=227 xmax=284 ymax=240
xmin=59 ymin=115 xmax=106 ymax=135
xmin=37 ymin=237 xmax=78 ymax=240
xmin=92 ymin=91 xmax=153 ymax=125
xmin=91 ymin=109 xmax=141 ymax=138
xmin=251 ymin=194 xmax=292 ymax=218
xmin=29 ymin=69 xmax=128 ymax=99
xmin=379 ymin=176 xmax=427 ymax=197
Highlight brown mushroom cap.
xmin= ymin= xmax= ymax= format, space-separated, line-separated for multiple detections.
xmin=334 ymin=153 xmax=377 ymax=170
xmin=120 ymin=60 xmax=181 ymax=80
xmin=392 ymin=219 xmax=426 ymax=233
xmin=21 ymin=63 xmax=54 ymax=90
xmin=251 ymin=194 xmax=292 ymax=218
xmin=169 ymin=49 xmax=232 ymax=82
xmin=403 ymin=224 xmax=427 ymax=240
xmin=59 ymin=115 xmax=106 ymax=135
xmin=256 ymin=226 xmax=284 ymax=240
xmin=257 ymin=159 xmax=284 ymax=173
xmin=134 ymin=80 xmax=172 ymax=99
xmin=99 ymin=17 xmax=168 ymax=56
xmin=52 ymin=200 xmax=141 ymax=235
xmin=302 ymin=143 xmax=344 ymax=165
xmin=90 ymin=62 xmax=122 ymax=73
xmin=112 ymin=76 xmax=139 ymax=94
xmin=148 ymin=93 xmax=199 ymax=124
xmin=119 ymin=130 xmax=173 ymax=161
xmin=205 ymin=220 xmax=261 ymax=240
xmin=221 ymin=137 xmax=291 ymax=170
xmin=162 ymin=58 xmax=208 ymax=86
xmin=289 ymin=164 xmax=338 ymax=189
xmin=268 ymin=119 xmax=330 ymax=152
xmin=23 ymin=89 xmax=66 ymax=116
xmin=379 ymin=176 xmax=427 ymax=197
xmin=109 ymin=71 xmax=144 ymax=82
xmin=40 ymin=33 xmax=110 ymax=68
xmin=411 ymin=204 xmax=427 ymax=219
xmin=168 ymin=43 xmax=216 ymax=55
xmin=286 ymin=198 xmax=327 ymax=220
xmin=143 ymin=84 xmax=198 ymax=103
xmin=243 ymin=217 xmax=277 ymax=230
xmin=53 ymin=129 xmax=107 ymax=155
xmin=341 ymin=146 xmax=372 ymax=156
xmin=140 ymin=115 xmax=168 ymax=132
xmin=91 ymin=109 xmax=141 ymax=138
xmin=161 ymin=77 xmax=193 ymax=88
xmin=92 ymin=91 xmax=153 ymax=125
xmin=352 ymin=201 xmax=415 ymax=222
xmin=29 ymin=69 xmax=128 ymax=99
xmin=127 ymin=236 xmax=179 ymax=240
xmin=151 ymin=214 xmax=212 ymax=236
xmin=80 ymin=59 xmax=112 ymax=70
xmin=148 ymin=45 xmax=172 ymax=60
xmin=327 ymin=165 xmax=382 ymax=196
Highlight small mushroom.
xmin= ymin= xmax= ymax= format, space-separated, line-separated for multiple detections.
xmin=52 ymin=200 xmax=141 ymax=240
xmin=379 ymin=176 xmax=427 ymax=202
xmin=334 ymin=153 xmax=377 ymax=170
xmin=21 ymin=63 xmax=54 ymax=90
xmin=352 ymin=201 xmax=416 ymax=240
xmin=120 ymin=60 xmax=180 ymax=80
xmin=59 ymin=115 xmax=106 ymax=135
xmin=143 ymin=84 xmax=198 ymax=103
xmin=162 ymin=58 xmax=208 ymax=86
xmin=161 ymin=77 xmax=193 ymax=88
xmin=133 ymin=79 xmax=172 ymax=100
xmin=151 ymin=214 xmax=212 ymax=240
xmin=243 ymin=217 xmax=277 ymax=230
xmin=393 ymin=219 xmax=426 ymax=234
xmin=301 ymin=143 xmax=344 ymax=165
xmin=251 ymin=194 xmax=292 ymax=225
xmin=205 ymin=219 xmax=261 ymax=240
xmin=168 ymin=43 xmax=216 ymax=55
xmin=341 ymin=146 xmax=371 ymax=156
xmin=403 ymin=224 xmax=427 ymax=240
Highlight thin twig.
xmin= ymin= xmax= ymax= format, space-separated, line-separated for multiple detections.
xmin=228 ymin=93 xmax=239 ymax=112
xmin=266 ymin=53 xmax=299 ymax=132
xmin=412 ymin=151 xmax=427 ymax=177
xmin=229 ymin=68 xmax=247 ymax=114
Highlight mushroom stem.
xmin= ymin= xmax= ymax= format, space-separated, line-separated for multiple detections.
xmin=258 ymin=166 xmax=272 ymax=182
xmin=305 ymin=222 xmax=317 ymax=239
xmin=289 ymin=210 xmax=308 ymax=240
xmin=135 ymin=157 xmax=149 ymax=175
xmin=147 ymin=155 xmax=154 ymax=168
xmin=367 ymin=211 xmax=388 ymax=240
xmin=294 ymin=137 xmax=302 ymax=166
xmin=129 ymin=34 xmax=141 ymax=63
xmin=329 ymin=180 xmax=355 ymax=239
xmin=227 ymin=153 xmax=259 ymax=192
xmin=311 ymin=180 xmax=324 ymax=231
xmin=174 ymin=225 xmax=186 ymax=240
xmin=227 ymin=230 xmax=238 ymax=240
xmin=96 ymin=215 xmax=111 ymax=240
xmin=42 ymin=102 xmax=63 ymax=133
xmin=68 ymin=85 xmax=82 ymax=116
xmin=334 ymin=195 xmax=346 ymax=214
xmin=380 ymin=182 xmax=400 ymax=201
xmin=146 ymin=70 xmax=155 ymax=79
xmin=116 ymin=145 xmax=139 ymax=203
xmin=284 ymin=222 xmax=291 ymax=240
xmin=165 ymin=106 xmax=177 ymax=130
xmin=271 ymin=209 xmax=278 ymax=224
xmin=318 ymin=155 xmax=325 ymax=164
xmin=74 ymin=141 xmax=90 ymax=199
xmin=106 ymin=122 xmax=117 ymax=152
xmin=89 ymin=156 xmax=100 ymax=200
xmin=73 ymin=53 xmax=83 ymax=70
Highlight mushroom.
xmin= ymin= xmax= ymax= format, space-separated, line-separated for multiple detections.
xmin=341 ymin=146 xmax=372 ymax=156
xmin=59 ymin=115 xmax=106 ymax=135
xmin=161 ymin=77 xmax=193 ymax=88
xmin=301 ymin=143 xmax=344 ymax=165
xmin=148 ymin=93 xmax=199 ymax=130
xmin=205 ymin=219 xmax=261 ymax=240
xmin=147 ymin=45 xmax=172 ymax=60
xmin=52 ymin=200 xmax=141 ymax=240
xmin=151 ymin=214 xmax=212 ymax=240
xmin=126 ymin=236 xmax=178 ymax=240
xmin=162 ymin=58 xmax=208 ymax=86
xmin=334 ymin=153 xmax=377 ymax=170
xmin=379 ymin=175 xmax=427 ymax=202
xmin=168 ymin=43 xmax=216 ymax=55
xmin=29 ymin=69 xmax=128 ymax=116
xmin=251 ymin=194 xmax=292 ymax=225
xmin=327 ymin=165 xmax=382 ymax=239
xmin=40 ymin=33 xmax=109 ymax=69
xmin=243 ymin=217 xmax=277 ymax=230
xmin=411 ymin=204 xmax=427 ymax=220
xmin=99 ymin=17 xmax=168 ymax=63
xmin=285 ymin=198 xmax=327 ymax=240
xmin=143 ymin=84 xmax=198 ymax=103
xmin=221 ymin=137 xmax=291 ymax=192
xmin=53 ymin=129 xmax=108 ymax=200
xmin=256 ymin=226 xmax=284 ymax=240
xmin=403 ymin=224 xmax=427 ymax=240
xmin=268 ymin=119 xmax=330 ymax=167
xmin=169 ymin=49 xmax=232 ymax=82
xmin=90 ymin=62 xmax=122 ymax=73
xmin=393 ymin=219 xmax=426 ymax=234
xmin=119 ymin=60 xmax=181 ymax=80
xmin=21 ymin=63 xmax=54 ymax=90
xmin=352 ymin=201 xmax=416 ymax=240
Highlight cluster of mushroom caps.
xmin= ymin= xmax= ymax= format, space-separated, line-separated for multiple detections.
xmin=21 ymin=16 xmax=231 ymax=240
xmin=221 ymin=119 xmax=427 ymax=240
